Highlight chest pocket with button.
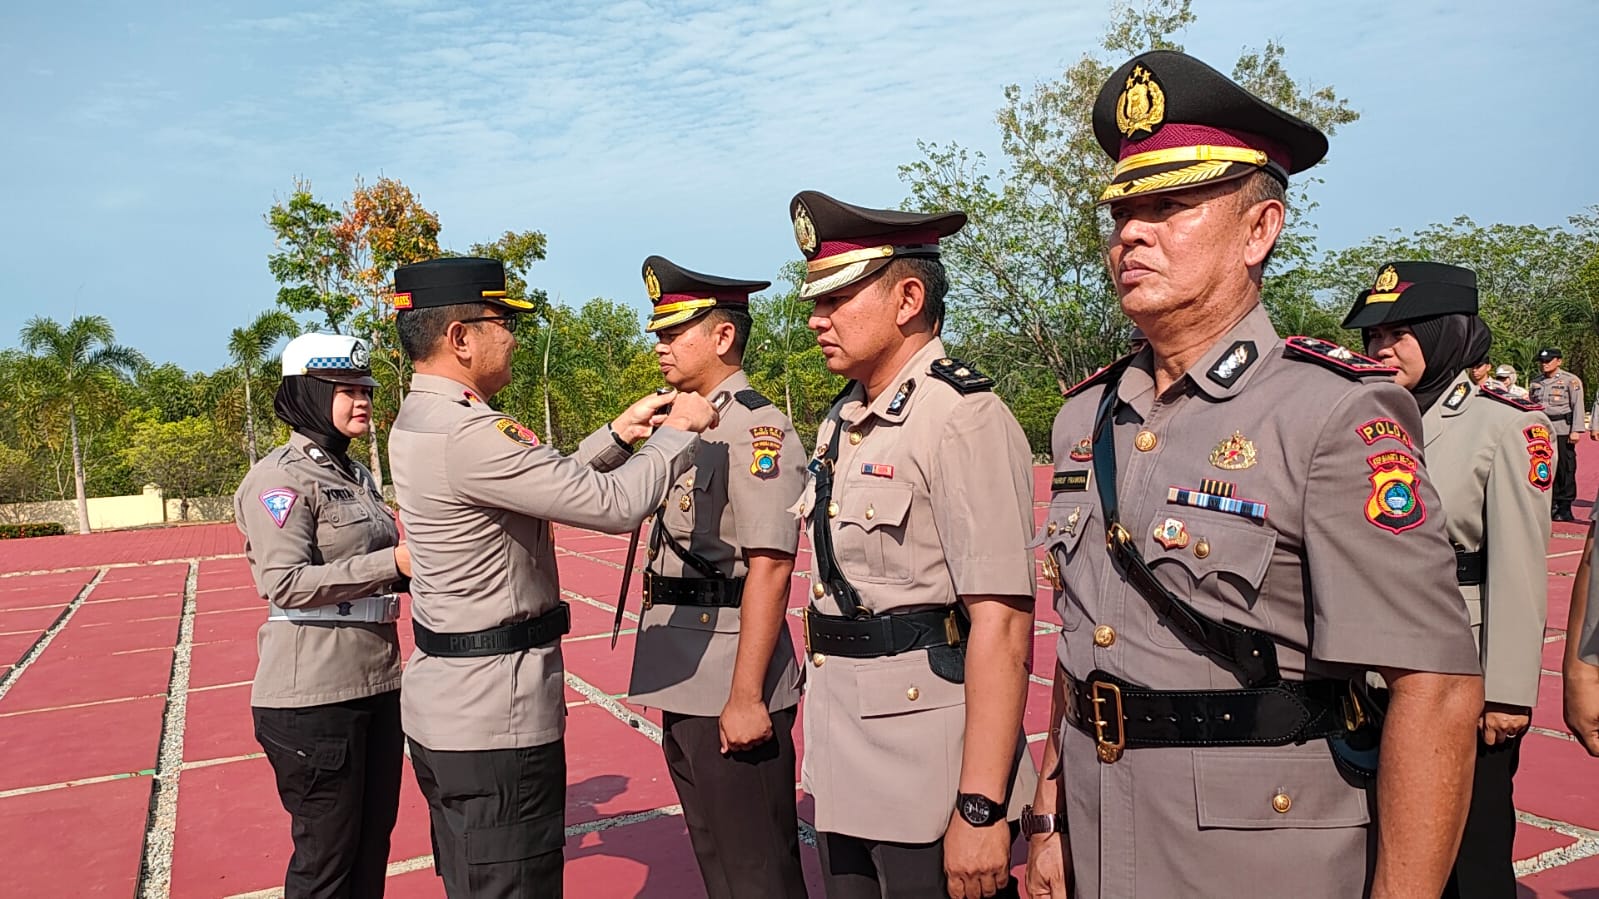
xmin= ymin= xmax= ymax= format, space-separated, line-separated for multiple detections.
xmin=834 ymin=479 xmax=914 ymax=585
xmin=665 ymin=465 xmax=720 ymax=538
xmin=317 ymin=500 xmax=373 ymax=553
xmin=1140 ymin=512 xmax=1275 ymax=649
xmin=1029 ymin=494 xmax=1100 ymax=631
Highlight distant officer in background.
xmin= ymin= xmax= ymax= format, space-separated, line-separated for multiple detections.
xmin=625 ymin=256 xmax=808 ymax=899
xmin=1346 ymin=261 xmax=1552 ymax=897
xmin=1025 ymin=51 xmax=1483 ymax=899
xmin=1494 ymin=364 xmax=1529 ymax=398
xmin=1530 ymin=347 xmax=1584 ymax=520
xmin=790 ymin=190 xmax=1038 ymax=899
xmin=387 ymin=257 xmax=717 ymax=898
xmin=235 ymin=333 xmax=410 ymax=898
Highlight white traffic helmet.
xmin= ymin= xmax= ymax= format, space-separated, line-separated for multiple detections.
xmin=280 ymin=333 xmax=379 ymax=387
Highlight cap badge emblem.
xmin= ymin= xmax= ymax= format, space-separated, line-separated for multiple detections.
xmin=1373 ymin=266 xmax=1399 ymax=292
xmin=793 ymin=201 xmax=818 ymax=255
xmin=1116 ymin=64 xmax=1166 ymax=140
xmin=644 ymin=265 xmax=661 ymax=301
xmin=1209 ymin=431 xmax=1258 ymax=470
xmin=348 ymin=342 xmax=370 ymax=369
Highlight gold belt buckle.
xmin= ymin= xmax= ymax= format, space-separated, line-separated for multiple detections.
xmin=943 ymin=611 xmax=961 ymax=646
xmin=1343 ymin=681 xmax=1368 ymax=731
xmin=641 ymin=574 xmax=654 ymax=611
xmin=1106 ymin=522 xmax=1131 ymax=552
xmin=1090 ymin=680 xmax=1126 ymax=763
xmin=802 ymin=607 xmax=812 ymax=655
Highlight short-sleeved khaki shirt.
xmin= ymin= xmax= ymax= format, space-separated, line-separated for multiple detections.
xmin=799 ymin=337 xmax=1039 ymax=844
xmin=1041 ymin=305 xmax=1480 ymax=899
xmin=1530 ymin=369 xmax=1584 ymax=435
xmin=390 ymin=373 xmax=697 ymax=751
xmin=627 ymin=370 xmax=805 ymax=717
xmin=235 ymin=432 xmax=404 ymax=708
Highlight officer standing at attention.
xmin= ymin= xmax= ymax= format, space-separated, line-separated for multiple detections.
xmin=1529 ymin=347 xmax=1584 ymax=521
xmin=1023 ymin=51 xmax=1483 ymax=899
xmin=235 ymin=333 xmax=410 ymax=898
xmin=1346 ymin=262 xmax=1552 ymax=897
xmin=386 ymin=257 xmax=717 ymax=898
xmin=790 ymin=190 xmax=1038 ymax=899
xmin=624 ymin=255 xmax=808 ymax=899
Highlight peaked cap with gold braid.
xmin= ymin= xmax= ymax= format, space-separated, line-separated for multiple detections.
xmin=642 ymin=255 xmax=770 ymax=333
xmin=1093 ymin=50 xmax=1328 ymax=205
xmin=789 ymin=191 xmax=966 ymax=300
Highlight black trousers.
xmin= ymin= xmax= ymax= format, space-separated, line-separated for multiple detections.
xmin=408 ymin=739 xmax=566 ymax=899
xmin=1555 ymin=438 xmax=1578 ymax=512
xmin=662 ymin=706 xmax=808 ymax=899
xmin=253 ymin=691 xmax=404 ymax=899
xmin=817 ymin=826 xmax=1021 ymax=899
xmin=1443 ymin=736 xmax=1523 ymax=899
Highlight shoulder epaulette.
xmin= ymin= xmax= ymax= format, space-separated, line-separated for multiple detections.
xmin=733 ymin=388 xmax=772 ymax=410
xmin=1282 ymin=336 xmax=1396 ymax=379
xmin=1063 ymin=354 xmax=1135 ymax=400
xmin=1477 ymin=384 xmax=1544 ymax=413
xmin=929 ymin=356 xmax=994 ymax=394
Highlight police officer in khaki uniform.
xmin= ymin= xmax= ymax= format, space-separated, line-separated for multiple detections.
xmin=386 ymin=257 xmax=717 ymax=898
xmin=1024 ymin=51 xmax=1484 ymax=899
xmin=623 ymin=255 xmax=808 ymax=898
xmin=235 ymin=333 xmax=411 ymax=898
xmin=1346 ymin=261 xmax=1553 ymax=897
xmin=1530 ymin=347 xmax=1584 ymax=520
xmin=790 ymin=191 xmax=1038 ymax=899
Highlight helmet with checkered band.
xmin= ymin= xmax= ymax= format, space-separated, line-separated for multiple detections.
xmin=280 ymin=333 xmax=379 ymax=387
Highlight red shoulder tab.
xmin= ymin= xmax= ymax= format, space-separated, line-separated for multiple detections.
xmin=1477 ymin=382 xmax=1544 ymax=412
xmin=1063 ymin=354 xmax=1135 ymax=399
xmin=1282 ymin=336 xmax=1396 ymax=379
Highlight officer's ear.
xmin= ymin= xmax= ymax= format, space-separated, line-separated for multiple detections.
xmin=888 ymin=273 xmax=926 ymax=330
xmin=708 ymin=318 xmax=737 ymax=357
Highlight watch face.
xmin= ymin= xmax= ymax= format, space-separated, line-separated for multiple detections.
xmin=960 ymin=794 xmax=994 ymax=825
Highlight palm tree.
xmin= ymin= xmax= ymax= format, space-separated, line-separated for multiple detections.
xmin=19 ymin=316 xmax=145 ymax=534
xmin=227 ymin=311 xmax=301 ymax=463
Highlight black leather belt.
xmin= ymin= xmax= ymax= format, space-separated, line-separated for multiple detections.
xmin=413 ymin=602 xmax=572 ymax=658
xmin=803 ymin=606 xmax=968 ymax=658
xmin=1060 ymin=666 xmax=1352 ymax=762
xmin=1455 ymin=549 xmax=1484 ymax=587
xmin=642 ymin=573 xmax=744 ymax=609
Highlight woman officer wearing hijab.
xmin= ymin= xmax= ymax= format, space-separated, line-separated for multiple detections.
xmin=1343 ymin=262 xmax=1552 ymax=899
xmin=234 ymin=333 xmax=411 ymax=898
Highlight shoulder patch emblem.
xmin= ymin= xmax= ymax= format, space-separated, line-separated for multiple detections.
xmin=259 ymin=488 xmax=298 ymax=528
xmin=1478 ymin=384 xmax=1544 ymax=412
xmin=1442 ymin=382 xmax=1470 ymax=410
xmin=1356 ymin=417 xmax=1413 ymax=449
xmin=494 ymin=417 xmax=540 ymax=448
xmin=1207 ymin=340 xmax=1258 ymax=389
xmin=1283 ymin=336 xmax=1397 ymax=379
xmin=886 ymin=379 xmax=915 ymax=415
xmin=306 ymin=446 xmax=327 ymax=464
xmin=749 ymin=426 xmax=783 ymax=479
xmin=1365 ymin=450 xmax=1427 ymax=534
xmin=734 ymin=388 xmax=773 ymax=411
xmin=1524 ymin=424 xmax=1554 ymax=492
xmin=929 ymin=357 xmax=994 ymax=394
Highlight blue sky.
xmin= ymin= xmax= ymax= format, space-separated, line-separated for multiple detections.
xmin=2 ymin=0 xmax=1594 ymax=371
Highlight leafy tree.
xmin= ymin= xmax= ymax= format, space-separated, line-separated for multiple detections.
xmin=227 ymin=310 xmax=301 ymax=463
xmin=744 ymin=262 xmax=843 ymax=448
xmin=18 ymin=316 xmax=144 ymax=532
xmin=118 ymin=413 xmax=247 ymax=520
xmin=266 ymin=179 xmax=355 ymax=332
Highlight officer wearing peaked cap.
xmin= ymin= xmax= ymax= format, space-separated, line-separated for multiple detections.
xmin=791 ymin=190 xmax=1038 ymax=898
xmin=1347 ymin=261 xmax=1552 ymax=898
xmin=626 ymin=255 xmax=808 ymax=899
xmin=386 ymin=257 xmax=719 ymax=897
xmin=234 ymin=333 xmax=410 ymax=898
xmin=1027 ymin=51 xmax=1483 ymax=899
xmin=1528 ymin=346 xmax=1585 ymax=520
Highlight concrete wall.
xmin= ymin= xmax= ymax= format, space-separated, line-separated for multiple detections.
xmin=0 ymin=485 xmax=237 ymax=530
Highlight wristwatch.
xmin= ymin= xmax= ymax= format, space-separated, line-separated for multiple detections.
xmin=955 ymin=792 xmax=1005 ymax=827
xmin=1020 ymin=804 xmax=1065 ymax=838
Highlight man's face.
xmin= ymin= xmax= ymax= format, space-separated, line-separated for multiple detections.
xmin=653 ymin=317 xmax=723 ymax=391
xmin=1105 ymin=181 xmax=1255 ymax=318
xmin=807 ymin=273 xmax=904 ymax=380
xmin=1541 ymin=356 xmax=1562 ymax=375
xmin=463 ymin=310 xmax=518 ymax=394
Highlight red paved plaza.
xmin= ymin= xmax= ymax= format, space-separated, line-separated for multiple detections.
xmin=1 ymin=464 xmax=1596 ymax=897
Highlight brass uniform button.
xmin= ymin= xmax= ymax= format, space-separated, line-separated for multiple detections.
xmin=865 ymin=506 xmax=876 ymax=520
xmin=1194 ymin=539 xmax=1211 ymax=559
xmin=699 ymin=613 xmax=710 ymax=624
xmin=906 ymin=686 xmax=920 ymax=701
xmin=827 ymin=502 xmax=840 ymax=518
xmin=1134 ymin=430 xmax=1158 ymax=452
xmin=812 ymin=583 xmax=826 ymax=598
xmin=1272 ymin=792 xmax=1292 ymax=814
xmin=1093 ymin=625 xmax=1116 ymax=647
xmin=848 ymin=430 xmax=863 ymax=445
xmin=812 ymin=653 xmax=826 ymax=667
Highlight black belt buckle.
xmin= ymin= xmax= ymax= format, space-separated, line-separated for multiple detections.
xmin=1090 ymin=679 xmax=1126 ymax=763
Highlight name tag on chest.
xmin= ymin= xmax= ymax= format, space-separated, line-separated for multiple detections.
xmin=323 ymin=488 xmax=356 ymax=501
xmin=1052 ymin=470 xmax=1091 ymax=493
